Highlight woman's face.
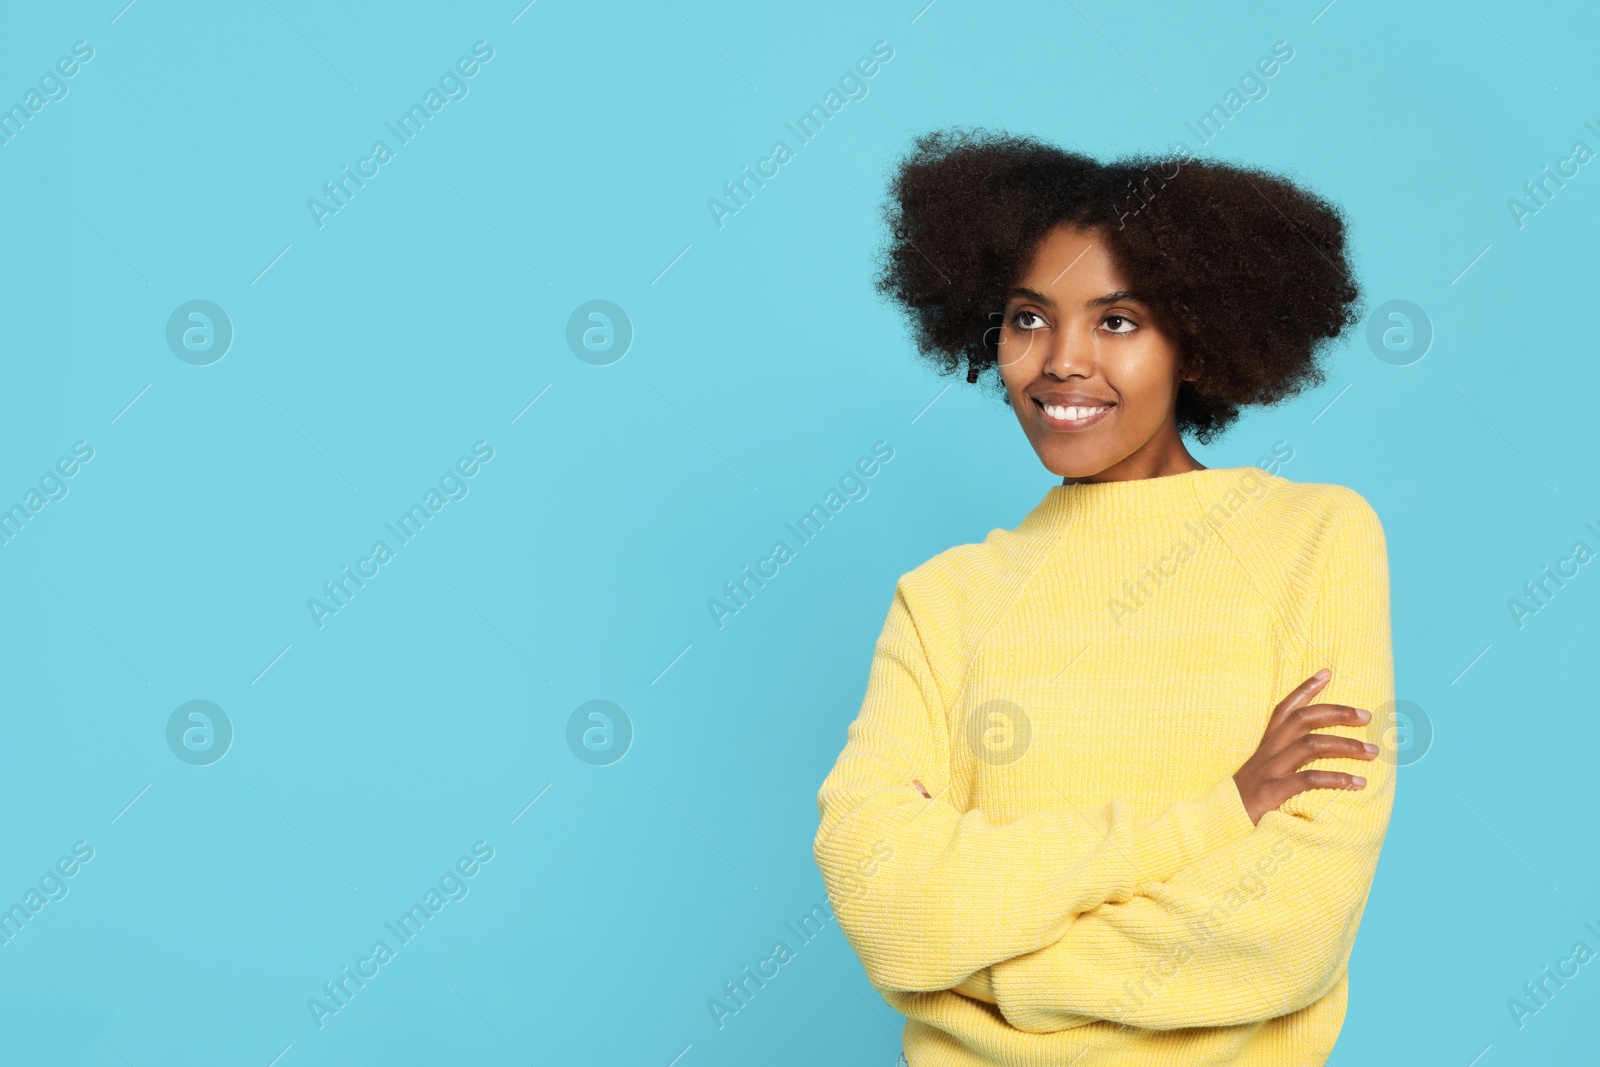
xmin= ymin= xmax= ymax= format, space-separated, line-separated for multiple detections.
xmin=996 ymin=222 xmax=1198 ymax=482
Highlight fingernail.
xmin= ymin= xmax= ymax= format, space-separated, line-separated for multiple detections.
xmin=1351 ymin=776 xmax=1366 ymax=787
xmin=1357 ymin=708 xmax=1371 ymax=723
xmin=1313 ymin=668 xmax=1330 ymax=681
xmin=1363 ymin=743 xmax=1378 ymax=755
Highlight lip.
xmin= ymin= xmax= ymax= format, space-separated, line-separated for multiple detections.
xmin=1032 ymin=396 xmax=1115 ymax=432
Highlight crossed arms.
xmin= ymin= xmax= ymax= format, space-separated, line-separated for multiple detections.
xmin=812 ymin=501 xmax=1396 ymax=1032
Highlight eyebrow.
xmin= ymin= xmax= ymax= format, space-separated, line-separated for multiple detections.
xmin=1087 ymin=289 xmax=1144 ymax=309
xmin=1005 ymin=286 xmax=1145 ymax=309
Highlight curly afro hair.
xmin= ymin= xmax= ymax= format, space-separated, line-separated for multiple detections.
xmin=872 ymin=127 xmax=1363 ymax=444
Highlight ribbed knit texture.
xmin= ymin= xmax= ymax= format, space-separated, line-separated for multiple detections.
xmin=813 ymin=466 xmax=1396 ymax=1066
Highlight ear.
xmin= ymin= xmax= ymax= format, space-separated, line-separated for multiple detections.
xmin=1177 ymin=352 xmax=1203 ymax=383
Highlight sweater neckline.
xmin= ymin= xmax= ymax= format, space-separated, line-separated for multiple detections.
xmin=1018 ymin=465 xmax=1275 ymax=534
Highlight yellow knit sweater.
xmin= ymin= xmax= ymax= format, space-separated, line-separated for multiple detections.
xmin=813 ymin=465 xmax=1396 ymax=1066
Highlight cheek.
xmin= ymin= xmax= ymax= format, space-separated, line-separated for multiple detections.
xmin=1107 ymin=338 xmax=1181 ymax=407
xmin=997 ymin=330 xmax=1045 ymax=377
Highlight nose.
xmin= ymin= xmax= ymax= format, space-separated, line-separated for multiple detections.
xmin=1043 ymin=319 xmax=1095 ymax=378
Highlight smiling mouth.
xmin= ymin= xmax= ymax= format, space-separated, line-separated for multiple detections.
xmin=1033 ymin=398 xmax=1115 ymax=431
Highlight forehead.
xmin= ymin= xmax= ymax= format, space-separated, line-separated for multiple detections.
xmin=1012 ymin=223 xmax=1129 ymax=297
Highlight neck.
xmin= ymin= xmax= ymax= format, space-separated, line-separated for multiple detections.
xmin=1059 ymin=437 xmax=1204 ymax=486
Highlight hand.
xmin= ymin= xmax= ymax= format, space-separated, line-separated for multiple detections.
xmin=1232 ymin=669 xmax=1376 ymax=825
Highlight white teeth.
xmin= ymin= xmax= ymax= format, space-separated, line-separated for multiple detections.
xmin=1042 ymin=404 xmax=1109 ymax=421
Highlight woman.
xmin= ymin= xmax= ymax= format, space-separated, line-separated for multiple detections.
xmin=813 ymin=128 xmax=1396 ymax=1066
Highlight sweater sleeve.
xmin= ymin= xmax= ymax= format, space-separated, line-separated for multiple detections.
xmin=979 ymin=497 xmax=1397 ymax=1031
xmin=813 ymin=576 xmax=1259 ymax=994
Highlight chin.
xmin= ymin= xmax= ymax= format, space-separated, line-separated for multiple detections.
xmin=1036 ymin=446 xmax=1115 ymax=480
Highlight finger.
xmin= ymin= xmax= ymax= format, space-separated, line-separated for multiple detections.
xmin=1260 ymin=700 xmax=1363 ymax=758
xmin=1290 ymin=769 xmax=1367 ymax=794
xmin=1265 ymin=733 xmax=1378 ymax=778
xmin=1283 ymin=702 xmax=1372 ymax=736
xmin=1266 ymin=670 xmax=1331 ymax=732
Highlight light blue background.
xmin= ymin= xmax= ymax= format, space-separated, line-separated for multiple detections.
xmin=1 ymin=1 xmax=1595 ymax=1064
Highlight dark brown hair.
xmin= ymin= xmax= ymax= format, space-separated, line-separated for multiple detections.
xmin=873 ymin=127 xmax=1363 ymax=444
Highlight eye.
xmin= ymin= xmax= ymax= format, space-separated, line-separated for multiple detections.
xmin=1101 ymin=314 xmax=1137 ymax=334
xmin=1010 ymin=309 xmax=1047 ymax=331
